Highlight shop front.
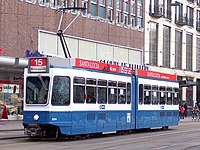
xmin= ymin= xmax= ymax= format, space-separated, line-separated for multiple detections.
xmin=0 ymin=81 xmax=23 ymax=119
xmin=0 ymin=56 xmax=27 ymax=120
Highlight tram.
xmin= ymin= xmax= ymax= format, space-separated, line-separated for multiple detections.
xmin=23 ymin=57 xmax=179 ymax=139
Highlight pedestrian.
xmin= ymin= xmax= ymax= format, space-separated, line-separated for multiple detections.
xmin=184 ymin=103 xmax=188 ymax=118
xmin=192 ymin=103 xmax=199 ymax=121
xmin=179 ymin=104 xmax=185 ymax=119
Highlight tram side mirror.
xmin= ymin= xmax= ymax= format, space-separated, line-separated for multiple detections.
xmin=13 ymin=85 xmax=16 ymax=93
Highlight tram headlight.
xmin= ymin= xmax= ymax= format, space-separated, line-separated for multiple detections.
xmin=33 ymin=114 xmax=39 ymax=121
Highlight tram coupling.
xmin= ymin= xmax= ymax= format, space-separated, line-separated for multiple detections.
xmin=25 ymin=124 xmax=42 ymax=137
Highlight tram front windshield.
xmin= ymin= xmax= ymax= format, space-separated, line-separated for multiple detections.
xmin=26 ymin=76 xmax=50 ymax=104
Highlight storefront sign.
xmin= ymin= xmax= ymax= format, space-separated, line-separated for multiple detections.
xmin=0 ymin=84 xmax=19 ymax=93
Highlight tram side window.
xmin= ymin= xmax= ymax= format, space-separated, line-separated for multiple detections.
xmin=173 ymin=88 xmax=179 ymax=105
xmin=73 ymin=77 xmax=85 ymax=103
xmin=86 ymin=78 xmax=97 ymax=104
xmin=52 ymin=76 xmax=70 ymax=106
xmin=160 ymin=86 xmax=166 ymax=105
xmin=144 ymin=85 xmax=151 ymax=104
xmin=166 ymin=87 xmax=172 ymax=105
xmin=118 ymin=82 xmax=126 ymax=104
xmin=98 ymin=79 xmax=107 ymax=104
xmin=108 ymin=80 xmax=117 ymax=104
xmin=139 ymin=84 xmax=143 ymax=105
xmin=152 ymin=85 xmax=159 ymax=105
xmin=127 ymin=83 xmax=131 ymax=104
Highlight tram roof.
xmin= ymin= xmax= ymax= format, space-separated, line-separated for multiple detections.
xmin=27 ymin=57 xmax=177 ymax=81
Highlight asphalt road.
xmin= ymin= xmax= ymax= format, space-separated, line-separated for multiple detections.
xmin=0 ymin=119 xmax=200 ymax=150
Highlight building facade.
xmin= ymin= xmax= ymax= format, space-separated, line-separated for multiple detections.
xmin=0 ymin=0 xmax=145 ymax=118
xmin=145 ymin=0 xmax=200 ymax=107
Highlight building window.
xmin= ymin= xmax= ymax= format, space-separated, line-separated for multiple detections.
xmin=124 ymin=0 xmax=129 ymax=27
xmin=82 ymin=0 xmax=88 ymax=16
xmin=107 ymin=0 xmax=113 ymax=23
xmin=91 ymin=0 xmax=97 ymax=16
xmin=186 ymin=33 xmax=193 ymax=71
xmin=175 ymin=30 xmax=182 ymax=69
xmin=131 ymin=0 xmax=136 ymax=28
xmin=70 ymin=0 xmax=78 ymax=13
xmin=175 ymin=3 xmax=186 ymax=25
xmin=50 ymin=0 xmax=57 ymax=9
xmin=163 ymin=0 xmax=171 ymax=20
xmin=116 ymin=0 xmax=122 ymax=24
xmin=196 ymin=37 xmax=200 ymax=71
xmin=149 ymin=22 xmax=158 ymax=66
xmin=26 ymin=0 xmax=36 ymax=4
xmin=99 ymin=0 xmax=105 ymax=19
xmin=186 ymin=6 xmax=194 ymax=27
xmin=163 ymin=25 xmax=170 ymax=68
xmin=38 ymin=0 xmax=47 ymax=6
xmin=196 ymin=10 xmax=200 ymax=31
xmin=137 ymin=0 xmax=143 ymax=28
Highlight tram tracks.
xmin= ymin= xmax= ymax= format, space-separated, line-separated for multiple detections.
xmin=1 ymin=126 xmax=200 ymax=150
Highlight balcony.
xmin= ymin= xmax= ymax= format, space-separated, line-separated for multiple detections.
xmin=175 ymin=14 xmax=187 ymax=26
xmin=149 ymin=5 xmax=162 ymax=18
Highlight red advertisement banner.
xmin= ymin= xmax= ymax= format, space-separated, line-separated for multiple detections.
xmin=75 ymin=58 xmax=120 ymax=73
xmin=137 ymin=69 xmax=177 ymax=81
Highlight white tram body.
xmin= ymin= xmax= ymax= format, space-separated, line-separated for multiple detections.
xmin=23 ymin=57 xmax=179 ymax=138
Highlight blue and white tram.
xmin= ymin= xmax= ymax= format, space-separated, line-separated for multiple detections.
xmin=23 ymin=57 xmax=179 ymax=138
xmin=135 ymin=70 xmax=179 ymax=129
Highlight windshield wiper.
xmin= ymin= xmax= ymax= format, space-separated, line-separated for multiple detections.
xmin=38 ymin=75 xmax=48 ymax=91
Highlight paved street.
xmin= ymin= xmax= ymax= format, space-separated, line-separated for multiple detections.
xmin=0 ymin=116 xmax=197 ymax=140
xmin=0 ymin=116 xmax=200 ymax=150
xmin=0 ymin=116 xmax=194 ymax=132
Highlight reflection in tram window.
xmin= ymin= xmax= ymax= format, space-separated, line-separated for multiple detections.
xmin=144 ymin=85 xmax=151 ymax=104
xmin=86 ymin=78 xmax=97 ymax=104
xmin=98 ymin=80 xmax=107 ymax=104
xmin=108 ymin=80 xmax=117 ymax=104
xmin=167 ymin=87 xmax=172 ymax=105
xmin=127 ymin=83 xmax=131 ymax=104
xmin=52 ymin=76 xmax=70 ymax=106
xmin=73 ymin=77 xmax=85 ymax=103
xmin=152 ymin=85 xmax=158 ymax=105
xmin=160 ymin=86 xmax=166 ymax=105
xmin=26 ymin=76 xmax=50 ymax=104
xmin=173 ymin=88 xmax=179 ymax=105
xmin=118 ymin=82 xmax=126 ymax=104
xmin=139 ymin=84 xmax=143 ymax=104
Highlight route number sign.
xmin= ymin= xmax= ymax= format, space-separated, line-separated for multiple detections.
xmin=29 ymin=58 xmax=48 ymax=73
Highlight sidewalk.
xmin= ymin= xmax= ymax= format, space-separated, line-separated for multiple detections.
xmin=179 ymin=116 xmax=194 ymax=123
xmin=0 ymin=120 xmax=23 ymax=131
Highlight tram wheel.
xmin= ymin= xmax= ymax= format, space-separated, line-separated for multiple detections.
xmin=162 ymin=126 xmax=169 ymax=131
